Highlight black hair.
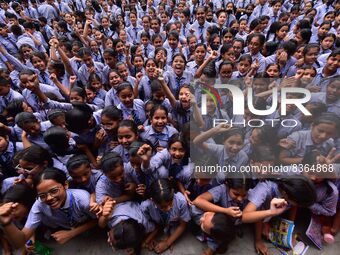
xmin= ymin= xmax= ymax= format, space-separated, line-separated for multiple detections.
xmin=15 ymin=112 xmax=38 ymax=128
xmin=65 ymin=103 xmax=93 ymax=133
xmin=71 ymin=86 xmax=87 ymax=99
xmin=251 ymin=145 xmax=276 ymax=162
xmin=149 ymin=179 xmax=174 ymax=204
xmin=150 ymin=104 xmax=168 ymax=119
xmin=278 ymin=41 xmax=297 ymax=57
xmin=17 ymin=145 xmax=53 ymax=166
xmin=0 ymin=76 xmax=11 ymax=87
xmin=78 ymin=47 xmax=92 ymax=58
xmin=275 ymin=175 xmax=316 ymax=207
xmin=47 ymin=109 xmax=65 ymax=123
xmin=111 ymin=219 xmax=145 ymax=254
xmin=116 ymin=81 xmax=133 ymax=95
xmin=118 ymin=119 xmax=138 ymax=135
xmin=247 ymin=32 xmax=265 ymax=46
xmin=225 ymin=173 xmax=252 ymax=191
xmin=66 ymin=154 xmax=90 ymax=172
xmin=220 ymin=127 xmax=245 ymax=142
xmin=168 ymin=134 xmax=189 ymax=165
xmin=303 ymin=43 xmax=320 ymax=55
xmin=100 ymin=152 xmax=123 ymax=174
xmin=263 ymin=41 xmax=279 ymax=56
xmin=43 ymin=126 xmax=69 ymax=152
xmin=33 ymin=167 xmax=67 ymax=188
xmin=238 ymin=54 xmax=252 ymax=64
xmin=3 ymin=182 xmax=36 ymax=209
xmin=312 ymin=112 xmax=340 ymax=131
xmin=209 ymin=213 xmax=236 ymax=252
xmin=101 ymin=106 xmax=123 ymax=121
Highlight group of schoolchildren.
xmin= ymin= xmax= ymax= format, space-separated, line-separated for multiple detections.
xmin=0 ymin=0 xmax=339 ymax=254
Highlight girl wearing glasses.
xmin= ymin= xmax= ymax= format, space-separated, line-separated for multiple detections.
xmin=0 ymin=167 xmax=97 ymax=247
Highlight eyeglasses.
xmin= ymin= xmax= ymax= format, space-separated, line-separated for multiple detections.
xmin=37 ymin=186 xmax=62 ymax=202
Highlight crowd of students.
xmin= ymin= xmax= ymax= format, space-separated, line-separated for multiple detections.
xmin=0 ymin=0 xmax=339 ymax=254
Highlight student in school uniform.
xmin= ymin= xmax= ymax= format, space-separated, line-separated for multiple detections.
xmin=189 ymin=6 xmax=211 ymax=44
xmin=279 ymin=113 xmax=339 ymax=165
xmin=99 ymin=200 xmax=156 ymax=254
xmin=0 ymin=77 xmax=23 ymax=114
xmin=0 ymin=168 xmax=97 ymax=247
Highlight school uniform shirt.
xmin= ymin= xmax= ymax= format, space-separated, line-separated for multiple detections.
xmin=248 ymin=3 xmax=272 ymax=24
xmin=104 ymin=88 xmax=121 ymax=107
xmin=126 ymin=25 xmax=143 ymax=45
xmin=189 ymin=20 xmax=211 ymax=44
xmin=312 ymin=68 xmax=340 ymax=92
xmin=205 ymin=143 xmax=249 ymax=171
xmin=0 ymin=89 xmax=24 ymax=113
xmin=171 ymin=101 xmax=191 ymax=130
xmin=37 ymin=3 xmax=59 ymax=23
xmin=141 ymin=192 xmax=191 ymax=228
xmin=0 ymin=34 xmax=19 ymax=55
xmin=248 ymin=181 xmax=287 ymax=221
xmin=186 ymin=61 xmax=202 ymax=76
xmin=310 ymin=92 xmax=340 ymax=117
xmin=315 ymin=4 xmax=334 ymax=25
xmin=117 ymin=99 xmax=146 ymax=125
xmin=266 ymin=110 xmax=302 ymax=139
xmin=163 ymin=70 xmax=193 ymax=97
xmin=208 ymin=184 xmax=247 ymax=209
xmin=265 ymin=54 xmax=297 ymax=77
xmin=112 ymin=145 xmax=130 ymax=163
xmin=16 ymin=34 xmax=36 ymax=50
xmin=25 ymin=189 xmax=95 ymax=230
xmin=107 ymin=201 xmax=155 ymax=234
xmin=95 ymin=172 xmax=134 ymax=204
xmin=251 ymin=52 xmax=266 ymax=74
xmin=77 ymin=62 xmax=105 ymax=87
xmin=25 ymin=121 xmax=52 ymax=150
xmin=309 ymin=181 xmax=338 ymax=216
xmin=140 ymin=125 xmax=179 ymax=149
xmin=285 ymin=130 xmax=334 ymax=158
xmin=69 ymin=170 xmax=103 ymax=194
xmin=140 ymin=44 xmax=155 ymax=59
xmin=138 ymin=76 xmax=153 ymax=101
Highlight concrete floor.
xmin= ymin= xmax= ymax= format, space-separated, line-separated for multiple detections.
xmin=19 ymin=224 xmax=339 ymax=255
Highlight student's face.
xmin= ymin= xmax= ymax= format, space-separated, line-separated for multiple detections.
xmin=90 ymin=41 xmax=99 ymax=52
xmin=153 ymin=37 xmax=163 ymax=48
xmin=23 ymin=121 xmax=41 ymax=136
xmin=169 ymin=141 xmax=185 ymax=161
xmin=168 ymin=36 xmax=178 ymax=49
xmin=0 ymin=27 xmax=8 ymax=36
xmin=141 ymin=36 xmax=149 ymax=46
xmin=326 ymin=56 xmax=340 ymax=72
xmin=196 ymin=8 xmax=206 ymax=25
xmin=151 ymin=109 xmax=168 ymax=132
xmin=266 ymin=65 xmax=280 ymax=78
xmin=0 ymin=84 xmax=10 ymax=96
xmin=0 ymin=136 xmax=8 ymax=152
xmin=238 ymin=60 xmax=251 ymax=74
xmin=117 ymin=65 xmax=129 ymax=80
xmin=249 ymin=129 xmax=261 ymax=146
xmin=106 ymin=163 xmax=124 ymax=184
xmin=90 ymin=80 xmax=102 ymax=91
xmin=180 ymin=13 xmax=187 ymax=24
xmin=233 ymin=42 xmax=243 ymax=58
xmin=277 ymin=26 xmax=288 ymax=40
xmin=326 ymin=82 xmax=340 ymax=102
xmin=172 ymin=56 xmax=185 ymax=76
xmin=219 ymin=64 xmax=233 ymax=80
xmin=102 ymin=18 xmax=109 ymax=28
xmin=118 ymin=88 xmax=134 ymax=108
xmin=178 ymin=87 xmax=190 ymax=108
xmin=70 ymin=163 xmax=92 ymax=186
xmin=101 ymin=114 xmax=119 ymax=133
xmin=52 ymin=115 xmax=67 ymax=129
xmin=273 ymin=2 xmax=282 ymax=12
xmin=311 ymin=123 xmax=337 ymax=144
xmin=189 ymin=38 xmax=197 ymax=51
xmin=223 ymin=32 xmax=233 ymax=44
xmin=85 ymin=89 xmax=96 ymax=102
xmin=248 ymin=37 xmax=261 ymax=55
xmin=70 ymin=91 xmax=85 ymax=103
xmin=22 ymin=102 xmax=33 ymax=113
xmin=224 ymin=134 xmax=243 ymax=157
xmin=152 ymin=90 xmax=165 ymax=103
xmin=199 ymin=211 xmax=214 ymax=234
xmin=11 ymin=203 xmax=29 ymax=221
xmin=156 ymin=200 xmax=173 ymax=212
xmin=318 ymin=25 xmax=330 ymax=37
xmin=130 ymin=13 xmax=137 ymax=24
xmin=104 ymin=53 xmax=115 ymax=67
xmin=133 ymin=57 xmax=144 ymax=68
xmin=142 ymin=18 xmax=150 ymax=29
xmin=194 ymin=46 xmax=206 ymax=63
xmin=118 ymin=126 xmax=138 ymax=148
xmin=294 ymin=46 xmax=304 ymax=59
xmin=105 ymin=39 xmax=114 ymax=49
xmin=217 ymin=12 xmax=227 ymax=26
xmin=321 ymin=37 xmax=335 ymax=50
xmin=304 ymin=47 xmax=319 ymax=65
xmin=36 ymin=179 xmax=67 ymax=209
xmin=109 ymin=72 xmax=122 ymax=88
xmin=115 ymin=42 xmax=125 ymax=54
xmin=31 ymin=56 xmax=46 ymax=71
xmin=130 ymin=155 xmax=142 ymax=171
xmin=151 ymin=20 xmax=160 ymax=32
xmin=206 ymin=96 xmax=216 ymax=114
xmin=82 ymin=54 xmax=94 ymax=67
xmin=229 ymin=187 xmax=247 ymax=203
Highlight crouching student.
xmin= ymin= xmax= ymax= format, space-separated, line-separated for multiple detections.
xmin=242 ymin=175 xmax=317 ymax=255
xmin=140 ymin=179 xmax=190 ymax=254
xmin=0 ymin=183 xmax=36 ymax=255
xmin=99 ymin=200 xmax=155 ymax=255
xmin=0 ymin=168 xmax=97 ymax=248
xmin=95 ymin=152 xmax=136 ymax=204
xmin=66 ymin=154 xmax=103 ymax=215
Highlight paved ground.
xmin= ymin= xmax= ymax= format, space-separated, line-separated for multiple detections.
xmin=13 ymin=223 xmax=339 ymax=255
